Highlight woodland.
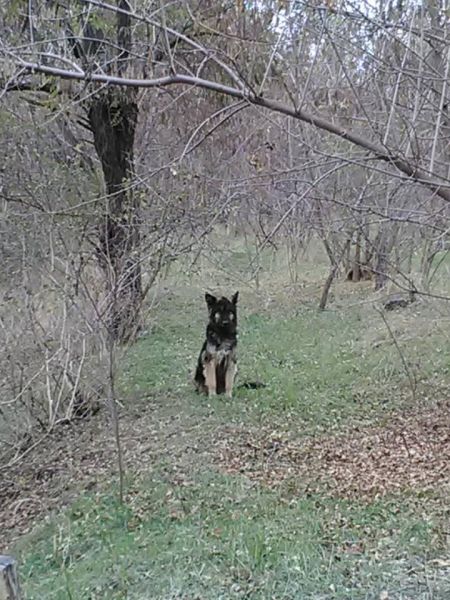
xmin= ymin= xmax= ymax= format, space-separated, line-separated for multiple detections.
xmin=0 ymin=1 xmax=449 ymax=598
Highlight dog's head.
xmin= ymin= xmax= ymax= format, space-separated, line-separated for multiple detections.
xmin=205 ymin=292 xmax=238 ymax=332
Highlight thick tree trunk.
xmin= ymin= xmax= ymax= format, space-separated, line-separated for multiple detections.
xmin=88 ymin=89 xmax=141 ymax=342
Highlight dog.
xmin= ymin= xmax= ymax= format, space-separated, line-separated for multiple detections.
xmin=194 ymin=291 xmax=239 ymax=398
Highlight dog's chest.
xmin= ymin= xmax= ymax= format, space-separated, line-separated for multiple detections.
xmin=206 ymin=338 xmax=236 ymax=363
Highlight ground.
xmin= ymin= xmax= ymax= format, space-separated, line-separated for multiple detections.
xmin=2 ymin=238 xmax=450 ymax=599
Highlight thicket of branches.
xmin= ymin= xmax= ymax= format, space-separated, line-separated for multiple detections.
xmin=2 ymin=0 xmax=450 ymax=468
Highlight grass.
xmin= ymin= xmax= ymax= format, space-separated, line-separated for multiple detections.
xmin=11 ymin=236 xmax=450 ymax=599
xmin=125 ymin=290 xmax=450 ymax=432
xmin=16 ymin=474 xmax=447 ymax=599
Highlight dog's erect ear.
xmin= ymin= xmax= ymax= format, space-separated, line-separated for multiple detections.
xmin=205 ymin=292 xmax=216 ymax=308
xmin=231 ymin=291 xmax=239 ymax=305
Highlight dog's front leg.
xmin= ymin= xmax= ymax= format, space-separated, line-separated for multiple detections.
xmin=203 ymin=356 xmax=217 ymax=397
xmin=225 ymin=360 xmax=237 ymax=398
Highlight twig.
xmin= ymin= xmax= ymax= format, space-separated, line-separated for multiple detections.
xmin=375 ymin=307 xmax=417 ymax=403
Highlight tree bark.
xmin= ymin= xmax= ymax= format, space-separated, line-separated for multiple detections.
xmin=319 ymin=239 xmax=350 ymax=310
xmin=319 ymin=263 xmax=339 ymax=310
xmin=352 ymin=228 xmax=362 ymax=282
xmin=374 ymin=225 xmax=396 ymax=291
xmin=88 ymin=89 xmax=141 ymax=342
xmin=374 ymin=247 xmax=389 ymax=290
xmin=344 ymin=233 xmax=351 ymax=271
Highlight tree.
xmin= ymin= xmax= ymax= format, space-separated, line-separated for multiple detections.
xmin=3 ymin=1 xmax=450 ymax=470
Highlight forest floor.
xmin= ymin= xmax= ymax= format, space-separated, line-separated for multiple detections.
xmin=2 ymin=241 xmax=450 ymax=599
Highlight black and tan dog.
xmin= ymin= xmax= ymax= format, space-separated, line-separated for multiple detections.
xmin=194 ymin=292 xmax=239 ymax=398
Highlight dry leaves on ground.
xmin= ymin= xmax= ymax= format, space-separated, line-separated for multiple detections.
xmin=215 ymin=401 xmax=450 ymax=500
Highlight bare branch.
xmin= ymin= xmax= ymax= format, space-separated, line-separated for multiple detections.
xmin=7 ymin=60 xmax=450 ymax=204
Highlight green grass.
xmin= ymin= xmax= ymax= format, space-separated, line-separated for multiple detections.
xmin=16 ymin=474 xmax=447 ymax=599
xmin=12 ymin=237 xmax=450 ymax=599
xmin=123 ymin=291 xmax=450 ymax=432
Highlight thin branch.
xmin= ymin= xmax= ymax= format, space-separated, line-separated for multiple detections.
xmin=375 ymin=307 xmax=417 ymax=403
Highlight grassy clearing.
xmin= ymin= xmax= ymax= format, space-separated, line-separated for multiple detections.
xmin=125 ymin=283 xmax=450 ymax=433
xmin=11 ymin=236 xmax=450 ymax=598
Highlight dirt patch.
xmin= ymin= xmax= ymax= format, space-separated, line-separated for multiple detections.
xmin=215 ymin=401 xmax=450 ymax=500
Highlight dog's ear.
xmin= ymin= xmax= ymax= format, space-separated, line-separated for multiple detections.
xmin=205 ymin=292 xmax=216 ymax=308
xmin=231 ymin=291 xmax=239 ymax=305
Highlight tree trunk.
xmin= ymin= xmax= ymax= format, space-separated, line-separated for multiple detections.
xmin=363 ymin=218 xmax=371 ymax=265
xmin=366 ymin=228 xmax=381 ymax=268
xmin=405 ymin=236 xmax=414 ymax=274
xmin=344 ymin=233 xmax=351 ymax=271
xmin=352 ymin=228 xmax=362 ymax=282
xmin=322 ymin=237 xmax=336 ymax=267
xmin=374 ymin=227 xmax=392 ymax=291
xmin=319 ymin=239 xmax=350 ymax=310
xmin=88 ymin=89 xmax=141 ymax=342
xmin=319 ymin=264 xmax=338 ymax=310
xmin=374 ymin=244 xmax=389 ymax=290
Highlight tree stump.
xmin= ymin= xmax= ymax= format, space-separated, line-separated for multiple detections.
xmin=0 ymin=556 xmax=21 ymax=600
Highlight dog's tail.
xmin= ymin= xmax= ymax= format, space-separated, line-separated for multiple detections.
xmin=236 ymin=380 xmax=266 ymax=390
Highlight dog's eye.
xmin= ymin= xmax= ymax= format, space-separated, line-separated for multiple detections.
xmin=229 ymin=313 xmax=234 ymax=321
xmin=214 ymin=312 xmax=220 ymax=322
